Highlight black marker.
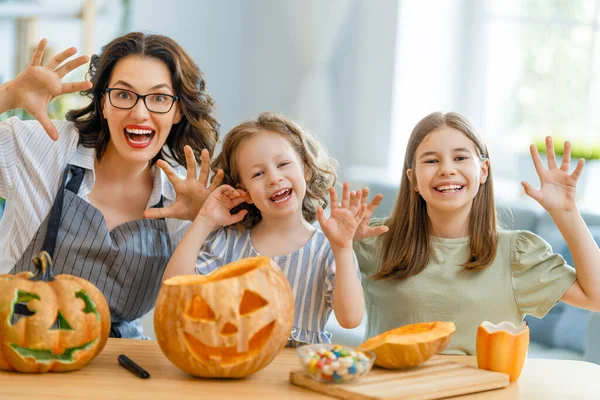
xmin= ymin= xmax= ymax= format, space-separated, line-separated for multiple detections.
xmin=118 ymin=354 xmax=150 ymax=379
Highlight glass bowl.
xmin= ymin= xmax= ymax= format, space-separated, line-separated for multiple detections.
xmin=296 ymin=343 xmax=375 ymax=383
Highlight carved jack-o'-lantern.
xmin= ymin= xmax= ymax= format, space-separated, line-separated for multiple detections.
xmin=0 ymin=251 xmax=111 ymax=373
xmin=154 ymin=256 xmax=294 ymax=378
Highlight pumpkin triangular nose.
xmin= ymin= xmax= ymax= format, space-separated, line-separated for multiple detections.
xmin=220 ymin=322 xmax=238 ymax=335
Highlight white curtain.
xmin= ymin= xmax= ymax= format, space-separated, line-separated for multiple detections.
xmin=282 ymin=0 xmax=352 ymax=143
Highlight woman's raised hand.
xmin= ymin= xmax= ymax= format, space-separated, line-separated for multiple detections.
xmin=143 ymin=146 xmax=225 ymax=221
xmin=6 ymin=39 xmax=92 ymax=140
xmin=522 ymin=136 xmax=585 ymax=213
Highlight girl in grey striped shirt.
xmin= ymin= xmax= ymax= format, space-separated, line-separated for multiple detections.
xmin=163 ymin=112 xmax=366 ymax=346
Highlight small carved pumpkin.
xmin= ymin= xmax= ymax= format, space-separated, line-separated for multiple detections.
xmin=0 ymin=251 xmax=111 ymax=372
xmin=476 ymin=321 xmax=529 ymax=382
xmin=154 ymin=256 xmax=294 ymax=378
xmin=359 ymin=321 xmax=456 ymax=369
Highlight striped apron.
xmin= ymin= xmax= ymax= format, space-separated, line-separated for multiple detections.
xmin=12 ymin=164 xmax=172 ymax=339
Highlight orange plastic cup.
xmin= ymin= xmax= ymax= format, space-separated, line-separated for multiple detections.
xmin=476 ymin=321 xmax=529 ymax=382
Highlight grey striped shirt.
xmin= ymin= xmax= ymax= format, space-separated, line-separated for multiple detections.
xmin=0 ymin=117 xmax=190 ymax=273
xmin=195 ymin=227 xmax=361 ymax=346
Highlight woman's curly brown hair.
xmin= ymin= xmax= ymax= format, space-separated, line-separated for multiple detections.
xmin=66 ymin=32 xmax=219 ymax=166
xmin=212 ymin=112 xmax=337 ymax=229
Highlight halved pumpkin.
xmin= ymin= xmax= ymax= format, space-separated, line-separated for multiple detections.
xmin=359 ymin=321 xmax=456 ymax=369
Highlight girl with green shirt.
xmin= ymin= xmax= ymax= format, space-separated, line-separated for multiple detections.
xmin=353 ymin=111 xmax=600 ymax=355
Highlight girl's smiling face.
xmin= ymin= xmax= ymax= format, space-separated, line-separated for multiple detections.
xmin=235 ymin=130 xmax=308 ymax=221
xmin=408 ymin=126 xmax=489 ymax=215
xmin=101 ymin=55 xmax=181 ymax=165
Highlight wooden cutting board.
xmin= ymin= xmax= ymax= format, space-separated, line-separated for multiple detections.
xmin=289 ymin=357 xmax=509 ymax=400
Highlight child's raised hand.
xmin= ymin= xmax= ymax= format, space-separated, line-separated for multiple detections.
xmin=197 ymin=185 xmax=248 ymax=228
xmin=353 ymin=187 xmax=389 ymax=241
xmin=317 ymin=182 xmax=366 ymax=249
xmin=522 ymin=136 xmax=584 ymax=213
xmin=143 ymin=146 xmax=225 ymax=221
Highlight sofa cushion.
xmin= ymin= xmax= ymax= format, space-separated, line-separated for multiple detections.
xmin=497 ymin=206 xmax=541 ymax=232
xmin=525 ymin=302 xmax=566 ymax=349
xmin=554 ymin=305 xmax=590 ymax=354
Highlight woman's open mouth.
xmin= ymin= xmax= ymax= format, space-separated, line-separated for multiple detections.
xmin=124 ymin=127 xmax=155 ymax=148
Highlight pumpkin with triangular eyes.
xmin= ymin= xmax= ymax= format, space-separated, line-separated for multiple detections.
xmin=0 ymin=251 xmax=111 ymax=372
xmin=154 ymin=256 xmax=294 ymax=378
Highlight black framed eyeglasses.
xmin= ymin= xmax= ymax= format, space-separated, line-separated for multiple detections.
xmin=105 ymin=88 xmax=179 ymax=114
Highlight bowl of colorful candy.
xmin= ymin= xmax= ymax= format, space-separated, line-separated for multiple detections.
xmin=296 ymin=344 xmax=375 ymax=383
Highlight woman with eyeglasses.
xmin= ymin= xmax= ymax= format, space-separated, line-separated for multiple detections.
xmin=0 ymin=33 xmax=222 ymax=338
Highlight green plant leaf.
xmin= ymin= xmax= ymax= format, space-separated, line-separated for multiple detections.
xmin=533 ymin=137 xmax=600 ymax=160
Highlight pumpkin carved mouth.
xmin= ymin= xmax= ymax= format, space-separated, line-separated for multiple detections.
xmin=10 ymin=339 xmax=98 ymax=363
xmin=183 ymin=321 xmax=276 ymax=367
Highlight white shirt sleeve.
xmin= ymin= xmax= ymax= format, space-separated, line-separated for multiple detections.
xmin=0 ymin=117 xmax=20 ymax=197
xmin=0 ymin=118 xmax=79 ymax=272
xmin=0 ymin=117 xmax=76 ymax=200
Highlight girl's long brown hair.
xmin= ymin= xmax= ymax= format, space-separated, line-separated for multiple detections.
xmin=373 ymin=112 xmax=497 ymax=280
xmin=66 ymin=32 xmax=219 ymax=166
xmin=211 ymin=112 xmax=337 ymax=229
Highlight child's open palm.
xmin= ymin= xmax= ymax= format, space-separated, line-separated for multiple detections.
xmin=317 ymin=183 xmax=366 ymax=249
xmin=197 ymin=185 xmax=248 ymax=228
xmin=353 ymin=187 xmax=389 ymax=241
xmin=144 ymin=146 xmax=224 ymax=221
xmin=522 ymin=136 xmax=585 ymax=213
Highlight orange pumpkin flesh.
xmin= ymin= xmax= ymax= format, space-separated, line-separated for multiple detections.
xmin=0 ymin=251 xmax=111 ymax=372
xmin=154 ymin=256 xmax=294 ymax=378
xmin=476 ymin=321 xmax=529 ymax=382
xmin=359 ymin=321 xmax=456 ymax=369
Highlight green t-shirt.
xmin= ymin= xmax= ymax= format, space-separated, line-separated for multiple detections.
xmin=353 ymin=219 xmax=577 ymax=355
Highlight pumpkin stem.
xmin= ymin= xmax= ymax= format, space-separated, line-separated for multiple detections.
xmin=30 ymin=251 xmax=56 ymax=282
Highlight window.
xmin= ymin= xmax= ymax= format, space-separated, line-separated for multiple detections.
xmin=386 ymin=0 xmax=599 ymax=211
xmin=483 ymin=0 xmax=600 ymax=150
xmin=480 ymin=0 xmax=600 ymax=211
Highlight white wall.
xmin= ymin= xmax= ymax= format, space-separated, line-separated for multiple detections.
xmin=130 ymin=0 xmax=399 ymax=182
xmin=131 ymin=0 xmax=253 ymax=143
xmin=1 ymin=0 xmax=401 ymax=182
xmin=344 ymin=0 xmax=477 ymax=185
xmin=343 ymin=0 xmax=399 ymax=176
xmin=388 ymin=0 xmax=467 ymax=180
xmin=2 ymin=1 xmax=508 ymax=203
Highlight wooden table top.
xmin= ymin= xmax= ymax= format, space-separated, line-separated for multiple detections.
xmin=0 ymin=338 xmax=598 ymax=399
